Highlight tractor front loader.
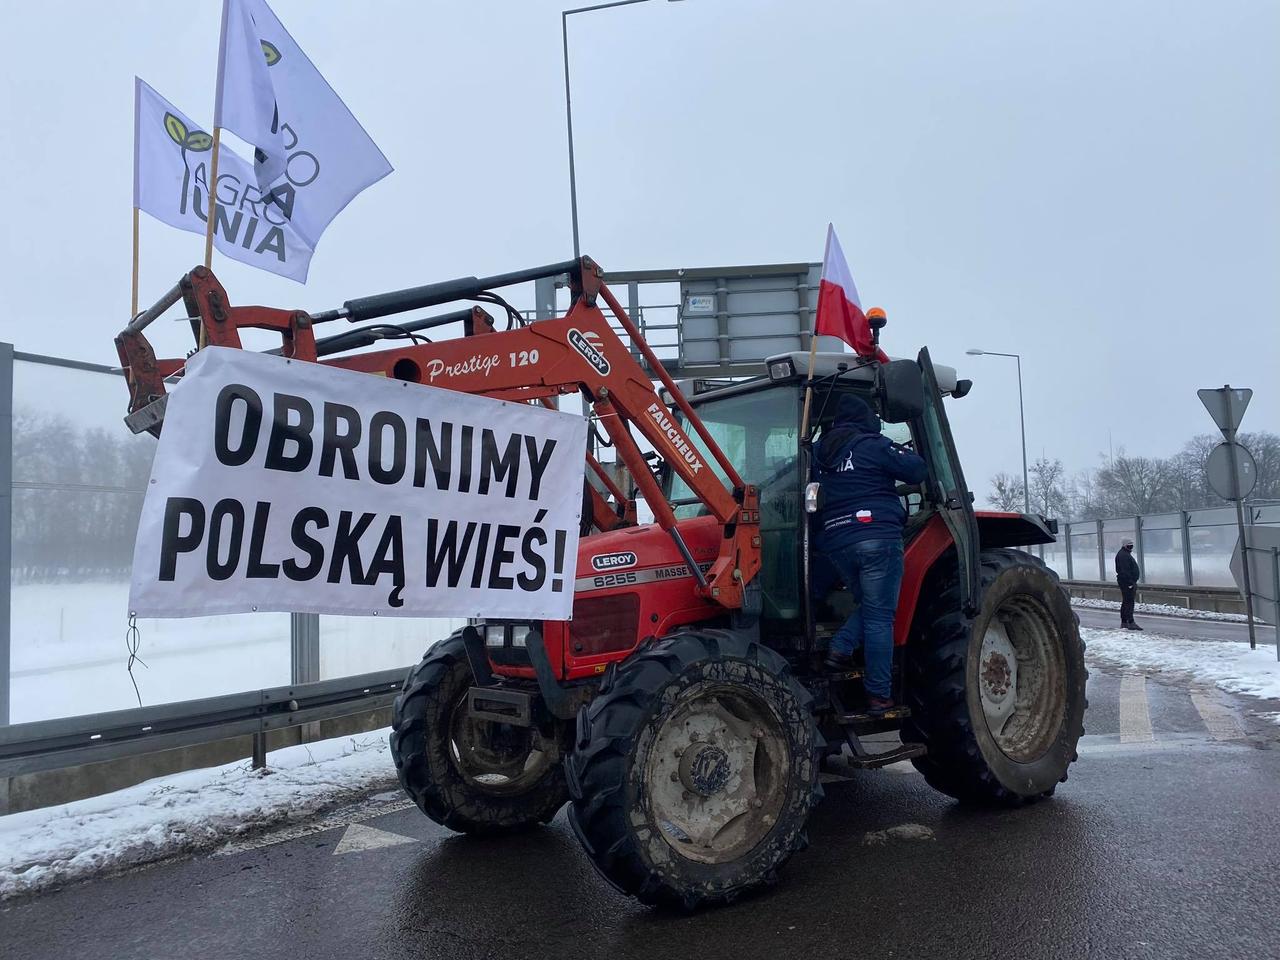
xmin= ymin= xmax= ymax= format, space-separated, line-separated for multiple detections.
xmin=117 ymin=256 xmax=1085 ymax=909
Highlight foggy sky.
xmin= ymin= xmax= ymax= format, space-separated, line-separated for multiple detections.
xmin=0 ymin=0 xmax=1276 ymax=499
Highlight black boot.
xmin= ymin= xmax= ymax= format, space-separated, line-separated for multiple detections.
xmin=824 ymin=650 xmax=853 ymax=672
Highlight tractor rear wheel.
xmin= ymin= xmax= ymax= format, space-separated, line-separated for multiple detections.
xmin=903 ymin=548 xmax=1086 ymax=805
xmin=566 ymin=629 xmax=822 ymax=909
xmin=390 ymin=631 xmax=568 ymax=835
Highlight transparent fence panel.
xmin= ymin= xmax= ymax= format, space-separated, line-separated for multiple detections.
xmin=1069 ymin=528 xmax=1101 ymax=581
xmin=319 ymin=616 xmax=467 ymax=680
xmin=9 ymin=359 xmax=291 ymax=723
xmin=1140 ymin=513 xmax=1187 ymax=586
xmin=1042 ymin=537 xmax=1067 ymax=579
xmin=1188 ymin=507 xmax=1242 ymax=587
xmin=1251 ymin=503 xmax=1280 ymax=528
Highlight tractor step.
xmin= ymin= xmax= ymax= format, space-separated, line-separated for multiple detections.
xmin=828 ymin=667 xmax=864 ymax=682
xmin=844 ymin=741 xmax=927 ymax=769
xmin=837 ymin=705 xmax=912 ymax=734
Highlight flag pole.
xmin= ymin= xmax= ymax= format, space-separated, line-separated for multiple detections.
xmin=198 ymin=126 xmax=222 ymax=349
xmin=799 ymin=324 xmax=822 ymax=443
xmin=131 ymin=206 xmax=141 ymax=316
xmin=202 ymin=127 xmax=222 ymax=269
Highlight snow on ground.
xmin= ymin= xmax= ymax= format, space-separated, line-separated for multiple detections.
xmin=0 ymin=729 xmax=397 ymax=901
xmin=1083 ymin=626 xmax=1280 ymax=710
xmin=1072 ymin=597 xmax=1253 ymax=623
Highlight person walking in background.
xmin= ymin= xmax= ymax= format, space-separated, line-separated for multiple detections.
xmin=1116 ymin=537 xmax=1143 ymax=630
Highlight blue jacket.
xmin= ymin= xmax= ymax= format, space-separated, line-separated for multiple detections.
xmin=814 ymin=394 xmax=928 ymax=547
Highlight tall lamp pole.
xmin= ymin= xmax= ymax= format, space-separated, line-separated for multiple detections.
xmin=563 ymin=0 xmax=683 ymax=260
xmin=968 ymin=348 xmax=1030 ymax=515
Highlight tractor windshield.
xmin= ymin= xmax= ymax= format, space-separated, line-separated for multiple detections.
xmin=666 ymin=386 xmax=801 ymax=519
xmin=665 ymin=386 xmax=802 ymax=621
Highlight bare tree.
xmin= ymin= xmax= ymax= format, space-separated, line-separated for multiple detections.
xmin=1238 ymin=431 xmax=1280 ymax=502
xmin=1029 ymin=457 xmax=1069 ymax=519
xmin=1097 ymin=450 xmax=1175 ymax=515
xmin=987 ymin=472 xmax=1026 ymax=511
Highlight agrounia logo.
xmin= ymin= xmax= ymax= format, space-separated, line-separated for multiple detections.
xmin=568 ymin=328 xmax=610 ymax=376
xmin=591 ymin=551 xmax=637 ymax=571
xmin=164 ymin=113 xmax=213 ymax=152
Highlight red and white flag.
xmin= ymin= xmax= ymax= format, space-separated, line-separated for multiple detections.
xmin=815 ymin=224 xmax=888 ymax=362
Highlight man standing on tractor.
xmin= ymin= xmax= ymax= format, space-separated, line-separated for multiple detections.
xmin=1116 ymin=537 xmax=1143 ymax=630
xmin=815 ymin=394 xmax=928 ymax=711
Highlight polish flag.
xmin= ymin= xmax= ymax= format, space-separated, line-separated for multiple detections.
xmin=815 ymin=224 xmax=889 ymax=363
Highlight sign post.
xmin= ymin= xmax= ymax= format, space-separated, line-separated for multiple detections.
xmin=1199 ymin=385 xmax=1257 ymax=648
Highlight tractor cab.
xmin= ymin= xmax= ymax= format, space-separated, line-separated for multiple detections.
xmin=662 ymin=348 xmax=981 ymax=651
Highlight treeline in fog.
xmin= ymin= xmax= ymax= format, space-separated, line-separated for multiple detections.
xmin=11 ymin=409 xmax=155 ymax=583
xmin=988 ymin=432 xmax=1280 ymax=521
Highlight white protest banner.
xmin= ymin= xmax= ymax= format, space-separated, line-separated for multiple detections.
xmin=134 ymin=78 xmax=314 ymax=282
xmin=214 ymin=0 xmax=393 ymax=246
xmin=129 ymin=348 xmax=587 ymax=621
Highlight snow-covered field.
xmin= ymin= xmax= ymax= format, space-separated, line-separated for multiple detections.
xmin=1072 ymin=597 xmax=1253 ymax=623
xmin=9 ymin=582 xmax=463 ymax=724
xmin=0 ymin=730 xmax=398 ymax=900
xmin=1082 ymin=626 xmax=1280 ymax=706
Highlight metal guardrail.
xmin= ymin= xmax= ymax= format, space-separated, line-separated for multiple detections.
xmin=1061 ymin=579 xmax=1246 ymax=615
xmin=0 ymin=668 xmax=404 ymax=779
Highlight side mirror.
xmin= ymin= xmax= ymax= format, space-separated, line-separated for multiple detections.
xmin=878 ymin=359 xmax=925 ymax=423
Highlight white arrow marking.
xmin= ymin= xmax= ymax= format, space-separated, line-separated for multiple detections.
xmin=332 ymin=823 xmax=416 ymax=855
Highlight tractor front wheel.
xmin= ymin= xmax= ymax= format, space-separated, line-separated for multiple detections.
xmin=566 ymin=629 xmax=822 ymax=909
xmin=903 ymin=548 xmax=1086 ymax=805
xmin=390 ymin=632 xmax=568 ymax=835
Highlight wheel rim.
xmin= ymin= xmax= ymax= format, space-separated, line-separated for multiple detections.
xmin=448 ymin=697 xmax=553 ymax=796
xmin=977 ymin=597 xmax=1067 ymax=763
xmin=644 ymin=682 xmax=790 ymax=865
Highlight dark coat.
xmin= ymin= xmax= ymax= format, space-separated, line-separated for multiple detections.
xmin=815 ymin=394 xmax=928 ymax=547
xmin=1115 ymin=547 xmax=1140 ymax=587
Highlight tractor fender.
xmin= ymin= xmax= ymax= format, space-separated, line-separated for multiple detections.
xmin=975 ymin=511 xmax=1057 ymax=549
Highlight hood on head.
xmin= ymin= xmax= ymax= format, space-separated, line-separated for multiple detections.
xmin=834 ymin=393 xmax=881 ymax=435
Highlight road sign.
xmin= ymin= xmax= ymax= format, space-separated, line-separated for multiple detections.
xmin=1198 ymin=386 xmax=1252 ymax=437
xmin=677 ymin=263 xmax=847 ymax=371
xmin=1197 ymin=384 xmax=1260 ymax=645
xmin=1206 ymin=441 xmax=1258 ymax=501
xmin=1230 ymin=527 xmax=1280 ymax=663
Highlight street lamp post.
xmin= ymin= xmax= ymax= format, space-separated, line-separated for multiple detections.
xmin=967 ymin=348 xmax=1030 ymax=516
xmin=562 ymin=0 xmax=682 ymax=260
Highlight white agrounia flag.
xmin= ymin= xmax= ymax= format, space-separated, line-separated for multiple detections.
xmin=134 ymin=78 xmax=313 ymax=282
xmin=214 ymin=0 xmax=393 ymax=248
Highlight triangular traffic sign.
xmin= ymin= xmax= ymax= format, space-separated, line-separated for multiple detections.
xmin=1197 ymin=387 xmax=1252 ymax=436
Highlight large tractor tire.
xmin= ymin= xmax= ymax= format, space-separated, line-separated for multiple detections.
xmin=390 ymin=631 xmax=568 ymax=835
xmin=902 ymin=548 xmax=1086 ymax=805
xmin=566 ymin=629 xmax=823 ymax=909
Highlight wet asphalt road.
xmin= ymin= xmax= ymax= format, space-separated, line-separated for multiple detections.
xmin=3 ymin=661 xmax=1279 ymax=960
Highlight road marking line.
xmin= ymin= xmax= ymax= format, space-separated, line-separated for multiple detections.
xmin=332 ymin=823 xmax=416 ymax=855
xmin=214 ymin=791 xmax=413 ymax=857
xmin=1076 ymin=734 xmax=1237 ymax=756
xmin=1119 ymin=673 xmax=1153 ymax=742
xmin=1189 ymin=687 xmax=1246 ymax=740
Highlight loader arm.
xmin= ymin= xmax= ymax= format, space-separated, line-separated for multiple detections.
xmin=115 ymin=257 xmax=759 ymax=609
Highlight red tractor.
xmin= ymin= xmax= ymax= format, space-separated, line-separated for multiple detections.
xmin=117 ymin=257 xmax=1086 ymax=909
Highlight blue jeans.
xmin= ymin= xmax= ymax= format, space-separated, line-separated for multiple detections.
xmin=824 ymin=538 xmax=904 ymax=699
